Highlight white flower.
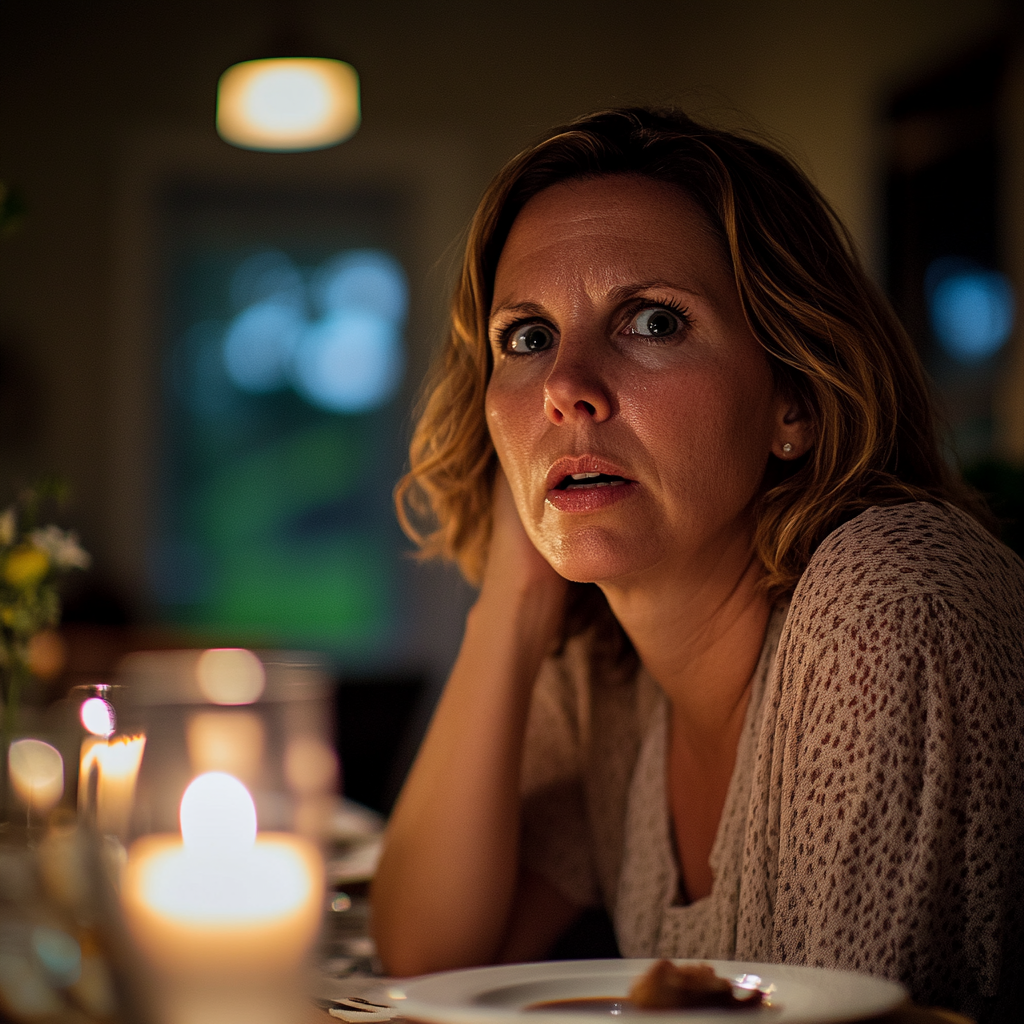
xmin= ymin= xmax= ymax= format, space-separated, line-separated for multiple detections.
xmin=0 ymin=508 xmax=15 ymax=547
xmin=29 ymin=526 xmax=91 ymax=570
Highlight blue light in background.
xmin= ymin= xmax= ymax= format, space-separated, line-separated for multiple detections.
xmin=221 ymin=248 xmax=407 ymax=411
xmin=293 ymin=310 xmax=403 ymax=413
xmin=313 ymin=249 xmax=408 ymax=321
xmin=223 ymin=299 xmax=304 ymax=393
xmin=926 ymin=256 xmax=1015 ymax=364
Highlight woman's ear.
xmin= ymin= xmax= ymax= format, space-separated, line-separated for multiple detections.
xmin=773 ymin=394 xmax=814 ymax=460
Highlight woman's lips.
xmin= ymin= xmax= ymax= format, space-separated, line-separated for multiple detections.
xmin=545 ymin=477 xmax=638 ymax=513
xmin=543 ymin=457 xmax=638 ymax=513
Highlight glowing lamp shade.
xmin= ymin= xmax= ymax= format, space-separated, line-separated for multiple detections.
xmin=217 ymin=58 xmax=360 ymax=152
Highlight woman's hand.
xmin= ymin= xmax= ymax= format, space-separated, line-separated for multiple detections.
xmin=371 ymin=465 xmax=574 ymax=976
xmin=477 ymin=467 xmax=568 ymax=657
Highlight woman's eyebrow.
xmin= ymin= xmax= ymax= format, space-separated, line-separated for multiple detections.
xmin=488 ymin=300 xmax=548 ymax=324
xmin=491 ymin=282 xmax=702 ymax=323
xmin=606 ymin=279 xmax=704 ymax=302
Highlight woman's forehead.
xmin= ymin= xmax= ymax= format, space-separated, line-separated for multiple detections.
xmin=511 ymin=173 xmax=711 ymax=238
xmin=493 ymin=174 xmax=729 ymax=304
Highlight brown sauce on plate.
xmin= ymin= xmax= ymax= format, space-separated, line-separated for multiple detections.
xmin=527 ymin=993 xmax=766 ymax=1014
xmin=527 ymin=998 xmax=631 ymax=1014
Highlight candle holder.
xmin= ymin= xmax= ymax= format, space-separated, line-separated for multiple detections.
xmin=0 ymin=685 xmax=163 ymax=1024
xmin=109 ymin=648 xmax=335 ymax=1024
xmin=61 ymin=682 xmax=148 ymax=842
xmin=0 ymin=813 xmax=149 ymax=1024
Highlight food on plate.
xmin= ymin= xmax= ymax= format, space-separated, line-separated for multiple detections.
xmin=527 ymin=961 xmax=766 ymax=1014
xmin=628 ymin=960 xmax=765 ymax=1010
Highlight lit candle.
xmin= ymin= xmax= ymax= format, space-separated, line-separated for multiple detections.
xmin=79 ymin=736 xmax=103 ymax=811
xmin=79 ymin=735 xmax=146 ymax=838
xmin=8 ymin=738 xmax=63 ymax=816
xmin=98 ymin=735 xmax=146 ymax=837
xmin=120 ymin=771 xmax=323 ymax=977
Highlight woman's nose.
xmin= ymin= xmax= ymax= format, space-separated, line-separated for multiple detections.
xmin=543 ymin=335 xmax=613 ymax=425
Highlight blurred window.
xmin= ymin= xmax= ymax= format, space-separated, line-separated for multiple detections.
xmin=884 ymin=39 xmax=1009 ymax=463
xmin=153 ymin=184 xmax=410 ymax=657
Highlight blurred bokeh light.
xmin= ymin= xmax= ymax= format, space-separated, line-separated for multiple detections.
xmin=216 ymin=58 xmax=360 ymax=152
xmin=926 ymin=257 xmax=1016 ymax=363
xmin=221 ymin=248 xmax=407 ymax=412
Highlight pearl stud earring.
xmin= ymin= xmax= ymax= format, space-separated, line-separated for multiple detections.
xmin=782 ymin=443 xmax=793 ymax=454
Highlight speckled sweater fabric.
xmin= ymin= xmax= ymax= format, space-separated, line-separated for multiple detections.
xmin=519 ymin=502 xmax=1024 ymax=1021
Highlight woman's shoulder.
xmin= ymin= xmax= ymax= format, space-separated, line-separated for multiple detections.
xmin=793 ymin=500 xmax=1024 ymax=620
xmin=760 ymin=502 xmax=1024 ymax=1016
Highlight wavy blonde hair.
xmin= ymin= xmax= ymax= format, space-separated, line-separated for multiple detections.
xmin=396 ymin=107 xmax=986 ymax=607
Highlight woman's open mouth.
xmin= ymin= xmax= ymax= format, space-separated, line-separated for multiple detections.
xmin=545 ymin=469 xmax=638 ymax=513
xmin=553 ymin=472 xmax=630 ymax=490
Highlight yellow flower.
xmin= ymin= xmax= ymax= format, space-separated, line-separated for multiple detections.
xmin=4 ymin=544 xmax=49 ymax=588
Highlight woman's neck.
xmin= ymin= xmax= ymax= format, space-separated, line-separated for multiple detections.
xmin=600 ymin=539 xmax=772 ymax=747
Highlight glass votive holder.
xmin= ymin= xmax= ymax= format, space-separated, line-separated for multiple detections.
xmin=57 ymin=682 xmax=145 ymax=841
xmin=107 ymin=648 xmax=336 ymax=1024
xmin=0 ymin=812 xmax=148 ymax=1024
xmin=0 ymin=685 xmax=155 ymax=1024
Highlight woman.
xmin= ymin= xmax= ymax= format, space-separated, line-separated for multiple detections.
xmin=371 ymin=108 xmax=1024 ymax=1020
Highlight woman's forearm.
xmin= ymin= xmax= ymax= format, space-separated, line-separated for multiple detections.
xmin=370 ymin=577 xmax=563 ymax=976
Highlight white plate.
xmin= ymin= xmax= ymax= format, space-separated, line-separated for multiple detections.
xmin=388 ymin=959 xmax=907 ymax=1024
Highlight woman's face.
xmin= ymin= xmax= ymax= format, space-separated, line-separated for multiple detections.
xmin=485 ymin=174 xmax=796 ymax=587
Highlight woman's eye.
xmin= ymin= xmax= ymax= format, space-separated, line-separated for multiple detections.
xmin=507 ymin=323 xmax=554 ymax=353
xmin=628 ymin=307 xmax=681 ymax=337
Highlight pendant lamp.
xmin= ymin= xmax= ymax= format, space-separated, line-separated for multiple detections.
xmin=217 ymin=37 xmax=360 ymax=153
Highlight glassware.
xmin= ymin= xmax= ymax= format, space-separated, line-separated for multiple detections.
xmin=109 ymin=648 xmax=335 ymax=1024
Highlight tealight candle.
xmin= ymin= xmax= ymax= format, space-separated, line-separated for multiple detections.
xmin=120 ymin=771 xmax=322 ymax=977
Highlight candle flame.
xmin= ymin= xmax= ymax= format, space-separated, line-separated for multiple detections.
xmin=81 ymin=696 xmax=116 ymax=737
xmin=180 ymin=772 xmax=256 ymax=858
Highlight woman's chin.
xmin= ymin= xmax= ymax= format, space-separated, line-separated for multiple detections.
xmin=540 ymin=531 xmax=655 ymax=587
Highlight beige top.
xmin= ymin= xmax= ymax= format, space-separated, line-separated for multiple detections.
xmin=519 ymin=502 xmax=1024 ymax=1021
